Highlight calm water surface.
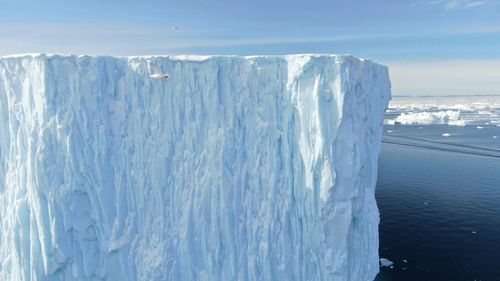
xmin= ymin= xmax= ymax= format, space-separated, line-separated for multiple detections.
xmin=375 ymin=124 xmax=500 ymax=281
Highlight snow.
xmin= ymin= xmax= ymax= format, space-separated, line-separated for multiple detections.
xmin=0 ymin=54 xmax=391 ymax=281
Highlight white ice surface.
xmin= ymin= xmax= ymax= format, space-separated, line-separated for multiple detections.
xmin=385 ymin=95 xmax=500 ymax=126
xmin=388 ymin=110 xmax=466 ymax=126
xmin=379 ymin=258 xmax=394 ymax=268
xmin=0 ymin=54 xmax=390 ymax=281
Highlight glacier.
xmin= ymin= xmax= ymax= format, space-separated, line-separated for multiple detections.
xmin=0 ymin=54 xmax=391 ymax=281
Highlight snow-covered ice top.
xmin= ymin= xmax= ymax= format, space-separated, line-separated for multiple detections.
xmin=0 ymin=54 xmax=391 ymax=281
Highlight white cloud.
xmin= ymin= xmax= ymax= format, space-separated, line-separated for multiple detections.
xmin=0 ymin=21 xmax=499 ymax=56
xmin=428 ymin=0 xmax=447 ymax=5
xmin=445 ymin=0 xmax=460 ymax=10
xmin=428 ymin=0 xmax=489 ymax=10
xmin=465 ymin=1 xmax=487 ymax=8
xmin=0 ymin=22 xmax=406 ymax=56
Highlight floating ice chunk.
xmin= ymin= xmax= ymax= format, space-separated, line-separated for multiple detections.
xmin=448 ymin=119 xmax=468 ymax=126
xmin=392 ymin=110 xmax=466 ymax=126
xmin=477 ymin=126 xmax=484 ymax=129
xmin=380 ymin=258 xmax=394 ymax=268
xmin=442 ymin=133 xmax=451 ymax=137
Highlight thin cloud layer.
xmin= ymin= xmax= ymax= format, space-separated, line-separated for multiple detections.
xmin=429 ymin=0 xmax=489 ymax=10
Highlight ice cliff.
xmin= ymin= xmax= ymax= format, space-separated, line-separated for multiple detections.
xmin=0 ymin=54 xmax=391 ymax=281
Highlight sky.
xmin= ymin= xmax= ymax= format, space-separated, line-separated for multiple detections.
xmin=0 ymin=0 xmax=499 ymax=96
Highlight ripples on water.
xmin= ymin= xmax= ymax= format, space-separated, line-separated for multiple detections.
xmin=375 ymin=96 xmax=500 ymax=281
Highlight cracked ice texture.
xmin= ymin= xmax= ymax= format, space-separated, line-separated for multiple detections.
xmin=0 ymin=54 xmax=391 ymax=281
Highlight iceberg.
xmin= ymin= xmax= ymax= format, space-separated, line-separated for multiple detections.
xmin=387 ymin=110 xmax=467 ymax=126
xmin=385 ymin=95 xmax=500 ymax=126
xmin=0 ymin=54 xmax=391 ymax=281
xmin=379 ymin=258 xmax=394 ymax=268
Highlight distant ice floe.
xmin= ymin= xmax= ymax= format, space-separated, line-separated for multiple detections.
xmin=386 ymin=110 xmax=466 ymax=126
xmin=385 ymin=95 xmax=500 ymax=126
xmin=442 ymin=133 xmax=451 ymax=137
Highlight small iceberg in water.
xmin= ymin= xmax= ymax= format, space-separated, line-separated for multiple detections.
xmin=380 ymin=258 xmax=394 ymax=268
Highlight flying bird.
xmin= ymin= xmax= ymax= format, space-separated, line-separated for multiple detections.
xmin=148 ymin=61 xmax=170 ymax=80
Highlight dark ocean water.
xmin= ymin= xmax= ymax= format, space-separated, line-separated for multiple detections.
xmin=375 ymin=124 xmax=500 ymax=281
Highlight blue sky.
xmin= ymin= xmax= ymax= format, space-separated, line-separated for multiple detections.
xmin=1 ymin=0 xmax=499 ymax=95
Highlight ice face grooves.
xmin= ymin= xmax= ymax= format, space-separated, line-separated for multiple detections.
xmin=0 ymin=54 xmax=391 ymax=281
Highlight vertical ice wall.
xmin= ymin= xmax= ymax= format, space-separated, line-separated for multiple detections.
xmin=0 ymin=54 xmax=391 ymax=281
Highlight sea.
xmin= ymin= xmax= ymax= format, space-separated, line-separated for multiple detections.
xmin=375 ymin=95 xmax=500 ymax=281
